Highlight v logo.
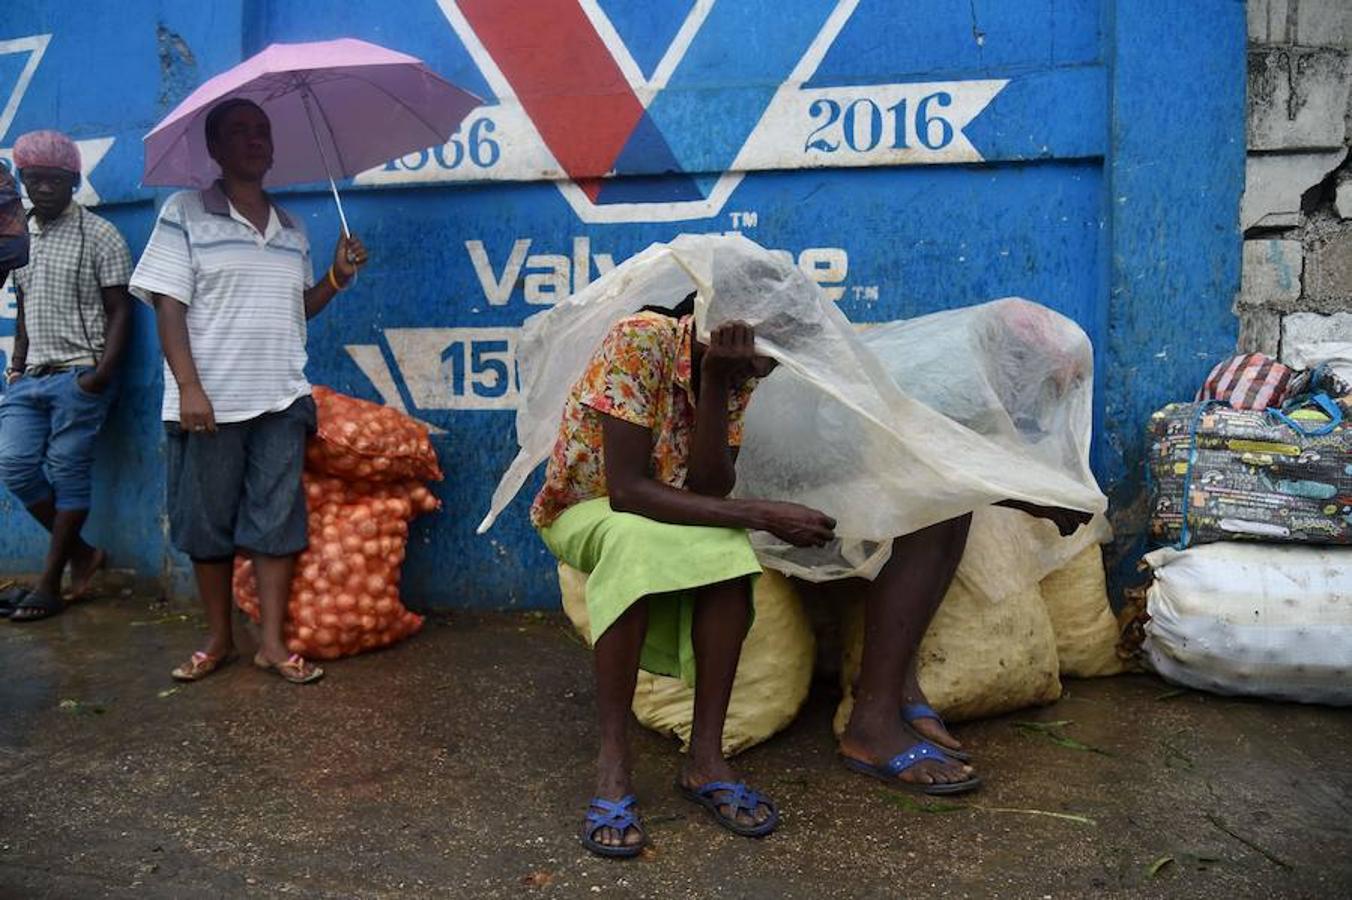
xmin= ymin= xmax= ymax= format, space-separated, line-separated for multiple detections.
xmin=0 ymin=32 xmax=114 ymax=206
xmin=443 ymin=0 xmax=851 ymax=219
xmin=0 ymin=33 xmax=51 ymax=143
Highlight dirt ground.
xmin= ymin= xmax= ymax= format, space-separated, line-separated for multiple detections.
xmin=1 ymin=593 xmax=1349 ymax=899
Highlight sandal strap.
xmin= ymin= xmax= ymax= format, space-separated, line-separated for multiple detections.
xmin=585 ymin=795 xmax=639 ymax=834
xmin=697 ymin=780 xmax=764 ymax=815
xmin=883 ymin=741 xmax=951 ymax=776
xmin=280 ymin=655 xmax=313 ymax=676
xmin=902 ymin=702 xmax=942 ymax=725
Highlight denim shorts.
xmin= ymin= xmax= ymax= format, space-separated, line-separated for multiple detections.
xmin=0 ymin=367 xmax=116 ymax=511
xmin=164 ymin=395 xmax=316 ymax=562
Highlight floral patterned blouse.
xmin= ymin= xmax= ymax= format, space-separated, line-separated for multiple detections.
xmin=530 ymin=311 xmax=757 ymax=528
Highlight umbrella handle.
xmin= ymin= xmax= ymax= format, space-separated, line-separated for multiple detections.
xmin=326 ymin=171 xmax=351 ymax=240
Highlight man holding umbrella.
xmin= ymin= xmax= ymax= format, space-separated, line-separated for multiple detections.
xmin=131 ymin=99 xmax=367 ymax=683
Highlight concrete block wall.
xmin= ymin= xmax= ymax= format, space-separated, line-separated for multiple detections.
xmin=1238 ymin=0 xmax=1352 ymax=357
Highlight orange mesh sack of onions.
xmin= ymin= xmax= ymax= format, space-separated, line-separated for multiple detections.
xmin=234 ymin=476 xmax=441 ymax=659
xmin=234 ymin=388 xmax=443 ymax=659
xmin=305 ymin=386 xmax=443 ymax=482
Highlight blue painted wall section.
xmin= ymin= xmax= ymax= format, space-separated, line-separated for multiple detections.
xmin=0 ymin=1 xmax=1245 ymax=608
xmin=1104 ymin=0 xmax=1246 ymax=584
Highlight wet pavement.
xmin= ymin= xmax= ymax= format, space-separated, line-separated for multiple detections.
xmin=1 ymin=592 xmax=1350 ymax=899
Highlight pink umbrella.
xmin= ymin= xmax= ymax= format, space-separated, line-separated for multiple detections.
xmin=142 ymin=38 xmax=480 ymax=235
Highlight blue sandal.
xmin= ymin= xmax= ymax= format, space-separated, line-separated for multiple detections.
xmin=902 ymin=702 xmax=972 ymax=762
xmin=677 ymin=780 xmax=780 ymax=838
xmin=0 ymin=585 xmax=29 ymax=619
xmin=843 ymin=740 xmax=983 ymax=795
xmin=580 ymin=795 xmax=647 ymax=859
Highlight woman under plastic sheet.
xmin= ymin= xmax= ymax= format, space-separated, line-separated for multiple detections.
xmin=527 ymin=292 xmax=830 ymax=857
xmin=482 ymin=234 xmax=1105 ymax=859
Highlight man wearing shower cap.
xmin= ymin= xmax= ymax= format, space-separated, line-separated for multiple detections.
xmin=0 ymin=130 xmax=133 ymax=622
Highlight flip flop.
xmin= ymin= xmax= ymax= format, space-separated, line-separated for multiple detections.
xmin=676 ymin=780 xmax=780 ymax=838
xmin=0 ymin=585 xmax=30 ymax=618
xmin=902 ymin=702 xmax=972 ymax=762
xmin=171 ymin=650 xmax=238 ymax=682
xmin=842 ymin=741 xmax=983 ymax=796
xmin=8 ymin=590 xmax=64 ymax=623
xmin=253 ymin=652 xmax=324 ymax=684
xmin=580 ymin=795 xmax=647 ymax=859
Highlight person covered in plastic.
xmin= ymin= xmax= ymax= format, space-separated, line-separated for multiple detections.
xmin=0 ymin=131 xmax=132 ymax=621
xmin=773 ymin=298 xmax=1096 ymax=790
xmin=531 ymin=291 xmax=836 ymax=857
xmin=129 ymin=99 xmax=367 ymax=684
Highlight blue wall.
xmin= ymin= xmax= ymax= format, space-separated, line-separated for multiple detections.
xmin=0 ymin=0 xmax=1244 ymax=607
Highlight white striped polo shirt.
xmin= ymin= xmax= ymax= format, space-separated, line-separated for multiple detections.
xmin=129 ymin=183 xmax=315 ymax=424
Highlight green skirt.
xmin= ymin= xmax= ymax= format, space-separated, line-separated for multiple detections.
xmin=539 ymin=497 xmax=762 ymax=684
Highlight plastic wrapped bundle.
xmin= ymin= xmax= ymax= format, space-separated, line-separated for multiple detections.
xmin=481 ymin=234 xmax=1105 ymax=587
xmin=1144 ymin=543 xmax=1352 ymax=705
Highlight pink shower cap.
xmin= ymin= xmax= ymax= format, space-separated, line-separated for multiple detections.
xmin=13 ymin=130 xmax=81 ymax=175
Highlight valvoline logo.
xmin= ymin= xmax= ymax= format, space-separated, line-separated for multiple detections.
xmin=356 ymin=1 xmax=1005 ymax=224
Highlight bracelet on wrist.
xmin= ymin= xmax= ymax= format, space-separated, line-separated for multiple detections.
xmin=327 ymin=265 xmax=349 ymax=292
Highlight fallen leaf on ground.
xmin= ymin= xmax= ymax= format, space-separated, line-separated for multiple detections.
xmin=883 ymin=792 xmax=1096 ymax=825
xmin=1148 ymin=855 xmax=1175 ymax=877
xmin=521 ymin=871 xmax=554 ymax=888
xmin=1013 ymin=721 xmax=1112 ymax=755
xmin=976 ymin=806 xmax=1097 ymax=825
xmin=57 ymin=699 xmax=107 ymax=715
xmin=883 ymin=793 xmax=966 ymax=813
xmin=130 ymin=613 xmax=192 ymax=626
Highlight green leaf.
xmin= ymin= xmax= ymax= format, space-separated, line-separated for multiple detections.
xmin=1155 ymin=688 xmax=1190 ymax=701
xmin=882 ymin=792 xmax=967 ymax=814
xmin=1011 ymin=720 xmax=1074 ymax=733
xmin=57 ymin=699 xmax=106 ymax=715
xmin=1013 ymin=722 xmax=1112 ymax=756
xmin=1148 ymin=855 xmax=1176 ymax=877
xmin=130 ymin=613 xmax=191 ymax=626
xmin=976 ymin=806 xmax=1096 ymax=825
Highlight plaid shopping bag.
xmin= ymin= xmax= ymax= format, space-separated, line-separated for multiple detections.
xmin=1196 ymin=353 xmax=1293 ymax=410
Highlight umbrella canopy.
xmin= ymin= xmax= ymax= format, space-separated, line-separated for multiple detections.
xmin=143 ymin=38 xmax=481 ymax=190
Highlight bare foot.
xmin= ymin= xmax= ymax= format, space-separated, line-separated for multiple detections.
xmin=67 ymin=548 xmax=106 ymax=601
xmin=902 ymin=674 xmax=964 ymax=754
xmin=842 ymin=706 xmax=974 ymax=787
xmin=587 ymin=756 xmax=644 ymax=851
xmin=677 ymin=757 xmax=774 ymax=831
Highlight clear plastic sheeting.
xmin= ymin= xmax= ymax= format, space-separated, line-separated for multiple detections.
xmin=741 ymin=298 xmax=1110 ymax=586
xmin=480 ymin=233 xmax=1106 ymax=592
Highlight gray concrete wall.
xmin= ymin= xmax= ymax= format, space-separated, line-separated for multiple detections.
xmin=1239 ymin=0 xmax=1352 ymax=354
